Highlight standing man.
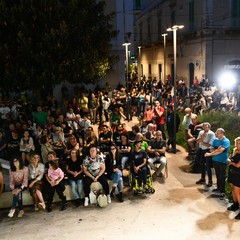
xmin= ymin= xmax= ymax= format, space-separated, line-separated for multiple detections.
xmin=154 ymin=101 xmax=166 ymax=140
xmin=147 ymin=130 xmax=167 ymax=179
xmin=182 ymin=107 xmax=193 ymax=144
xmin=205 ymin=128 xmax=230 ymax=200
xmin=195 ymin=122 xmax=215 ymax=187
xmin=166 ymin=105 xmax=180 ymax=152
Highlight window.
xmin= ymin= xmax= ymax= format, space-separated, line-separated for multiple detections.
xmin=148 ymin=64 xmax=152 ymax=76
xmin=189 ymin=0 xmax=195 ymax=31
xmin=232 ymin=0 xmax=240 ymax=27
xmin=171 ymin=11 xmax=176 ymax=26
xmin=135 ymin=0 xmax=141 ymax=9
xmin=158 ymin=64 xmax=162 ymax=80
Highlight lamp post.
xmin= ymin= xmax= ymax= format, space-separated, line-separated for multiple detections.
xmin=138 ymin=46 xmax=142 ymax=81
xmin=167 ymin=25 xmax=184 ymax=153
xmin=161 ymin=33 xmax=168 ymax=82
xmin=123 ymin=42 xmax=131 ymax=121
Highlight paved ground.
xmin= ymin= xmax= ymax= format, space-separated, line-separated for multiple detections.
xmin=0 ymin=117 xmax=240 ymax=240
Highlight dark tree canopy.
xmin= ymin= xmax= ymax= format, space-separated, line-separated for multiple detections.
xmin=0 ymin=0 xmax=116 ymax=91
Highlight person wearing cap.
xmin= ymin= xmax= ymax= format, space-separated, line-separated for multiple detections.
xmin=130 ymin=140 xmax=148 ymax=194
xmin=195 ymin=122 xmax=215 ymax=187
xmin=205 ymin=128 xmax=230 ymax=200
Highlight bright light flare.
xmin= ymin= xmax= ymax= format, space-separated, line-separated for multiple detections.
xmin=218 ymin=71 xmax=237 ymax=90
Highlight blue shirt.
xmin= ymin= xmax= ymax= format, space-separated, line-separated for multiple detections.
xmin=212 ymin=136 xmax=230 ymax=163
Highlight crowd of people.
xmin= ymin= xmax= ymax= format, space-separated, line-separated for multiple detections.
xmin=0 ymin=75 xmax=239 ymax=219
xmin=183 ymin=108 xmax=240 ymax=220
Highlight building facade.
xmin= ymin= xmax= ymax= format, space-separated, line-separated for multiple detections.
xmin=104 ymin=0 xmax=155 ymax=87
xmin=134 ymin=0 xmax=240 ymax=87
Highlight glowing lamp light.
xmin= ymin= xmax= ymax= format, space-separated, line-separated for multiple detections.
xmin=218 ymin=71 xmax=237 ymax=90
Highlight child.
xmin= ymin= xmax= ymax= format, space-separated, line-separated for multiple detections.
xmin=45 ymin=160 xmax=67 ymax=212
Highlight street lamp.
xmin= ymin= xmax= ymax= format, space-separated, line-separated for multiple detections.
xmin=167 ymin=25 xmax=184 ymax=153
xmin=138 ymin=46 xmax=142 ymax=81
xmin=123 ymin=42 xmax=131 ymax=121
xmin=161 ymin=33 xmax=168 ymax=82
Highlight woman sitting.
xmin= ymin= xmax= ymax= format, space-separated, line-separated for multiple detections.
xmin=105 ymin=144 xmax=124 ymax=202
xmin=117 ymin=133 xmax=132 ymax=170
xmin=83 ymin=145 xmax=111 ymax=206
xmin=28 ymin=153 xmax=46 ymax=211
xmin=64 ymin=134 xmax=80 ymax=158
xmin=19 ymin=130 xmax=35 ymax=165
xmin=66 ymin=149 xmax=84 ymax=207
xmin=8 ymin=156 xmax=28 ymax=218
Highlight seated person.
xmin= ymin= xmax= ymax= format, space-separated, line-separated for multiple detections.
xmin=131 ymin=133 xmax=148 ymax=152
xmin=83 ymin=126 xmax=98 ymax=157
xmin=144 ymin=123 xmax=156 ymax=142
xmin=128 ymin=125 xmax=140 ymax=144
xmin=130 ymin=140 xmax=148 ymax=195
xmin=45 ymin=160 xmax=67 ymax=212
xmin=113 ymin=124 xmax=123 ymax=145
xmin=64 ymin=134 xmax=80 ymax=158
xmin=65 ymin=149 xmax=84 ymax=207
xmin=117 ymin=133 xmax=132 ymax=169
xmin=105 ymin=144 xmax=124 ymax=202
xmin=82 ymin=145 xmax=111 ymax=207
xmin=98 ymin=124 xmax=112 ymax=154
xmin=187 ymin=114 xmax=202 ymax=154
xmin=147 ymin=130 xmax=167 ymax=178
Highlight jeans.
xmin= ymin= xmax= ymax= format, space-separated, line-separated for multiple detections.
xmin=148 ymin=156 xmax=167 ymax=174
xmin=111 ymin=171 xmax=123 ymax=192
xmin=12 ymin=188 xmax=23 ymax=210
xmin=69 ymin=179 xmax=84 ymax=200
xmin=120 ymin=156 xmax=129 ymax=169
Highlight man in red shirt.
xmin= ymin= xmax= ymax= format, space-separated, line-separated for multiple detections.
xmin=154 ymin=101 xmax=166 ymax=140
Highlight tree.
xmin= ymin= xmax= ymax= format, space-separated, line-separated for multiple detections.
xmin=0 ymin=0 xmax=117 ymax=92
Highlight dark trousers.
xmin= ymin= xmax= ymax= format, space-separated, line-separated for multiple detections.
xmin=46 ymin=180 xmax=66 ymax=204
xmin=167 ymin=130 xmax=175 ymax=148
xmin=83 ymin=175 xmax=109 ymax=197
xmin=12 ymin=185 xmax=23 ymax=210
xmin=199 ymin=149 xmax=212 ymax=181
xmin=213 ymin=161 xmax=227 ymax=193
xmin=134 ymin=166 xmax=147 ymax=187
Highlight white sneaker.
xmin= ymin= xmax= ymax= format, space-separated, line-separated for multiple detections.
xmin=84 ymin=197 xmax=89 ymax=207
xmin=8 ymin=208 xmax=15 ymax=218
xmin=18 ymin=210 xmax=24 ymax=218
xmin=107 ymin=195 xmax=111 ymax=204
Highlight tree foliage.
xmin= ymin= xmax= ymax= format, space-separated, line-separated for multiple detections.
xmin=0 ymin=0 xmax=116 ymax=91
